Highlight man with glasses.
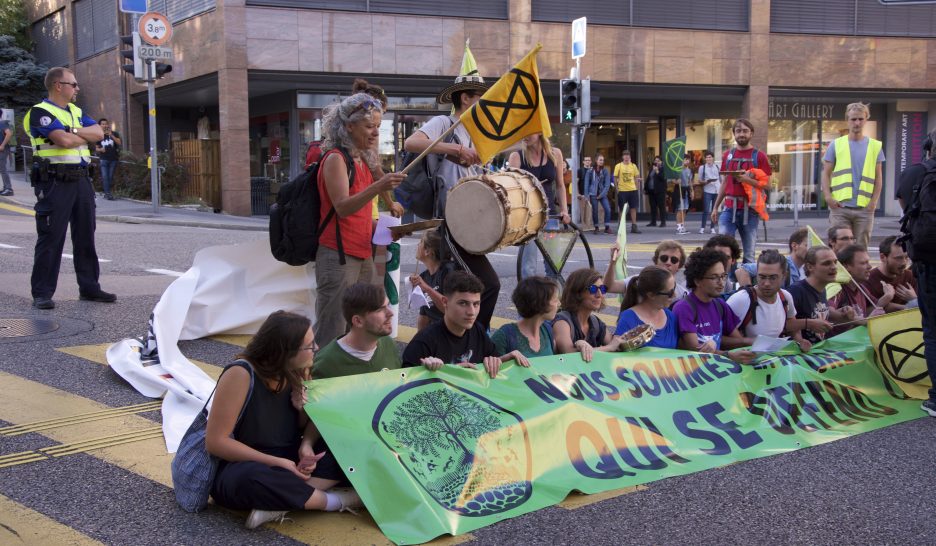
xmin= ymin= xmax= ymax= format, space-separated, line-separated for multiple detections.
xmin=821 ymin=102 xmax=884 ymax=248
xmin=788 ymin=246 xmax=855 ymax=345
xmin=727 ymin=249 xmax=811 ymax=351
xmin=827 ymin=225 xmax=856 ymax=255
xmin=23 ymin=67 xmax=113 ymax=310
xmin=673 ymin=247 xmax=755 ymax=363
xmin=865 ymin=236 xmax=917 ymax=312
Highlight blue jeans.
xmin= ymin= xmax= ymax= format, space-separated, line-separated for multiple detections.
xmin=701 ymin=192 xmax=717 ymax=229
xmin=100 ymin=159 xmax=118 ymax=195
xmin=913 ymin=262 xmax=936 ymax=402
xmin=718 ymin=207 xmax=758 ymax=263
xmin=521 ymin=219 xmax=561 ymax=279
xmin=0 ymin=147 xmax=11 ymax=191
xmin=590 ymin=195 xmax=611 ymax=228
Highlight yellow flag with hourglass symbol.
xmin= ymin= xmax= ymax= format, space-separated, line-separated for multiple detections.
xmin=459 ymin=45 xmax=552 ymax=165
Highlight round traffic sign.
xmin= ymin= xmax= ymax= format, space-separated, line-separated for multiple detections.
xmin=139 ymin=12 xmax=172 ymax=46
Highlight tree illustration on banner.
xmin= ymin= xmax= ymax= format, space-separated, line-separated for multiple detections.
xmin=375 ymin=379 xmax=532 ymax=517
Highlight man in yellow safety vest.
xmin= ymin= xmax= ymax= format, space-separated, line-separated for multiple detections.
xmin=24 ymin=67 xmax=114 ymax=310
xmin=820 ymin=102 xmax=884 ymax=248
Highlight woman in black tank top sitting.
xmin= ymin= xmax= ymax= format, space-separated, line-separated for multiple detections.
xmin=509 ymin=133 xmax=570 ymax=278
xmin=206 ymin=311 xmax=362 ymax=529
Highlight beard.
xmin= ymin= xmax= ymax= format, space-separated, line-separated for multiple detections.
xmin=735 ymin=135 xmax=750 ymax=147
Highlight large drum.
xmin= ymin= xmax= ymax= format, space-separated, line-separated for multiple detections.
xmin=445 ymin=169 xmax=547 ymax=255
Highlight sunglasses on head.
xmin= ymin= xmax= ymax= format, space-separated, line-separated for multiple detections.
xmin=588 ymin=284 xmax=608 ymax=295
xmin=657 ymin=255 xmax=680 ymax=265
xmin=348 ymin=97 xmax=383 ymax=117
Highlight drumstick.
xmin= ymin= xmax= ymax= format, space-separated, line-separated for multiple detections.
xmin=400 ymin=118 xmax=465 ymax=176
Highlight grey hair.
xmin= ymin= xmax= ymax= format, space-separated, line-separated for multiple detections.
xmin=320 ymin=92 xmax=381 ymax=169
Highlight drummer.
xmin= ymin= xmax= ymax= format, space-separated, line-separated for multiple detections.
xmin=508 ymin=133 xmax=570 ymax=279
xmin=614 ymin=266 xmax=679 ymax=349
xmin=404 ymin=73 xmax=500 ymax=331
xmin=553 ymin=268 xmax=624 ymax=361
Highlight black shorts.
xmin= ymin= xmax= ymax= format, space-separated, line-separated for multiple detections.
xmin=619 ymin=190 xmax=639 ymax=211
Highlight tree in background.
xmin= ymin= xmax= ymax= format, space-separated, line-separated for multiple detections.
xmin=0 ymin=35 xmax=47 ymax=117
xmin=0 ymin=0 xmax=31 ymax=50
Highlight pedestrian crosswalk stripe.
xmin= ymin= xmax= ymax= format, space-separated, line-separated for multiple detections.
xmin=0 ymin=202 xmax=34 ymax=216
xmin=0 ymin=401 xmax=162 ymax=436
xmin=0 ymin=493 xmax=104 ymax=545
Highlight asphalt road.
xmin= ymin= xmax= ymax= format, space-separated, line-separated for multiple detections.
xmin=1 ymin=203 xmax=934 ymax=546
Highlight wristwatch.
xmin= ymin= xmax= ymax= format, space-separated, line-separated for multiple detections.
xmin=71 ymin=127 xmax=79 ymax=134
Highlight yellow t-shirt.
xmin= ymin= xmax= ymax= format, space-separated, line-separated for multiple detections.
xmin=614 ymin=162 xmax=640 ymax=192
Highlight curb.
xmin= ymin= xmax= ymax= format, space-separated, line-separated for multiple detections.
xmin=96 ymin=215 xmax=268 ymax=231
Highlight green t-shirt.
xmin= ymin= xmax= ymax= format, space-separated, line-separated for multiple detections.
xmin=490 ymin=322 xmax=554 ymax=358
xmin=312 ymin=335 xmax=401 ymax=380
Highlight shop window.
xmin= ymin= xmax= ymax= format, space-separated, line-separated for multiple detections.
xmin=249 ymin=112 xmax=290 ymax=184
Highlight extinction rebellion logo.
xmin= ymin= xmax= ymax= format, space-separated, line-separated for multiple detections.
xmin=372 ymin=379 xmax=533 ymax=516
xmin=877 ymin=327 xmax=928 ymax=384
xmin=469 ymin=68 xmax=539 ymax=142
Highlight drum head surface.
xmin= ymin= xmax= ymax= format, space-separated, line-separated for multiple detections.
xmin=445 ymin=180 xmax=506 ymax=254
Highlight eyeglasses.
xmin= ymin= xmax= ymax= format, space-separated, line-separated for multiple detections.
xmin=57 ymin=81 xmax=79 ymax=88
xmin=655 ymin=288 xmax=676 ymax=297
xmin=348 ymin=97 xmax=383 ymax=117
xmin=757 ymin=274 xmax=781 ymax=283
xmin=587 ymin=284 xmax=608 ymax=295
xmin=702 ymin=274 xmax=729 ymax=282
xmin=657 ymin=255 xmax=680 ymax=265
xmin=299 ymin=343 xmax=318 ymax=353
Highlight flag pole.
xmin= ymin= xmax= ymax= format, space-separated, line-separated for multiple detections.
xmin=399 ymin=118 xmax=465 ymax=176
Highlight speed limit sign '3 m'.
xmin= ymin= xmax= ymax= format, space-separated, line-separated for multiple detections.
xmin=139 ymin=12 xmax=172 ymax=46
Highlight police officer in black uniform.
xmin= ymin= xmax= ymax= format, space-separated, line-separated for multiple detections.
xmin=25 ymin=67 xmax=115 ymax=310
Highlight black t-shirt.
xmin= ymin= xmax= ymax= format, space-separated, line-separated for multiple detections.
xmin=787 ymin=279 xmax=830 ymax=344
xmin=417 ymin=261 xmax=456 ymax=322
xmin=401 ymin=320 xmax=497 ymax=366
xmin=96 ymin=131 xmax=121 ymax=161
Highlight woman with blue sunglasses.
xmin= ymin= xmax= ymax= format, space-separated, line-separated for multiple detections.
xmin=553 ymin=268 xmax=624 ymax=360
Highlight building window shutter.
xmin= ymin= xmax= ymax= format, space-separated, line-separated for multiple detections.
xmin=34 ymin=10 xmax=70 ymax=68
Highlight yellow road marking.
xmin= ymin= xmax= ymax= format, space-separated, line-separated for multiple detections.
xmin=57 ymin=342 xmax=222 ymax=379
xmin=0 ymin=494 xmax=104 ymax=545
xmin=0 ymin=201 xmax=34 ymax=216
xmin=558 ymin=485 xmax=647 ymax=510
xmin=0 ymin=401 xmax=162 ymax=436
xmin=209 ymin=334 xmax=251 ymax=347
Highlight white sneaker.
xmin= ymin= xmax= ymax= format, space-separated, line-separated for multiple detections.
xmin=676 ymin=226 xmax=687 ymax=234
xmin=710 ymin=227 xmax=717 ymax=234
xmin=699 ymin=228 xmax=705 ymax=234
xmin=330 ymin=487 xmax=365 ymax=514
xmin=245 ymin=509 xmax=289 ymax=529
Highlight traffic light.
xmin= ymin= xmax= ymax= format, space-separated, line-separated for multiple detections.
xmin=146 ymin=59 xmax=173 ymax=80
xmin=120 ymin=32 xmax=144 ymax=80
xmin=559 ymin=78 xmax=580 ymax=124
xmin=580 ymin=79 xmax=600 ymax=125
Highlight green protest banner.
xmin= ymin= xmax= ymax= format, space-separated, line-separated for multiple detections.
xmin=305 ymin=328 xmax=923 ymax=545
xmin=663 ymin=135 xmax=686 ymax=180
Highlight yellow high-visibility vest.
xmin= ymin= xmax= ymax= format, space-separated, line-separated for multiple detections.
xmin=23 ymin=101 xmax=91 ymax=165
xmin=829 ymin=135 xmax=881 ymax=208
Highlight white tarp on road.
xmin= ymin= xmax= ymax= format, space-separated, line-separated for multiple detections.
xmin=106 ymin=239 xmax=316 ymax=452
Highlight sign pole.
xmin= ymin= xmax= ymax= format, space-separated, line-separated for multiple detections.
xmin=148 ymin=69 xmax=159 ymax=213
xmin=570 ymin=62 xmax=581 ymax=224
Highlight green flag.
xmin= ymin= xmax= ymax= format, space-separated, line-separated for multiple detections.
xmin=663 ymin=136 xmax=687 ymax=180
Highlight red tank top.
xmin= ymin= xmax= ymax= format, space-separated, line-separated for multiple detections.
xmin=317 ymin=150 xmax=374 ymax=260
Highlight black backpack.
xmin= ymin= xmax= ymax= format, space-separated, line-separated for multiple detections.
xmin=738 ymin=285 xmax=788 ymax=336
xmin=394 ymin=115 xmax=458 ymax=219
xmin=899 ymin=159 xmax=936 ymax=263
xmin=269 ymin=148 xmax=354 ymax=266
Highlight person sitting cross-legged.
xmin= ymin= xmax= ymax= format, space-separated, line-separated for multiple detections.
xmin=402 ymin=271 xmax=529 ymax=377
xmin=206 ymin=311 xmax=362 ymax=530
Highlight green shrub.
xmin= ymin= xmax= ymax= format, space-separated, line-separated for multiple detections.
xmin=94 ymin=151 xmax=190 ymax=203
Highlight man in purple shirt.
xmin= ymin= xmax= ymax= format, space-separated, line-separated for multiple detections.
xmin=673 ymin=247 xmax=755 ymax=364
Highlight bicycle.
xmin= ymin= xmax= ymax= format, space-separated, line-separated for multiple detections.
xmin=516 ymin=215 xmax=595 ymax=284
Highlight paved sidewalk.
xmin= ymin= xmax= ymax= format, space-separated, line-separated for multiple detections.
xmin=0 ymin=170 xmax=268 ymax=231
xmin=0 ymin=168 xmax=904 ymax=246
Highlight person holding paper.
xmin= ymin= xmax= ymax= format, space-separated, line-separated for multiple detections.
xmin=726 ymin=249 xmax=811 ymax=352
xmin=409 ymin=229 xmax=456 ymax=331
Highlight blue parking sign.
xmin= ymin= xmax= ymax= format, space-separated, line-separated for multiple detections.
xmin=571 ymin=17 xmax=586 ymax=59
xmin=120 ymin=0 xmax=147 ymax=13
